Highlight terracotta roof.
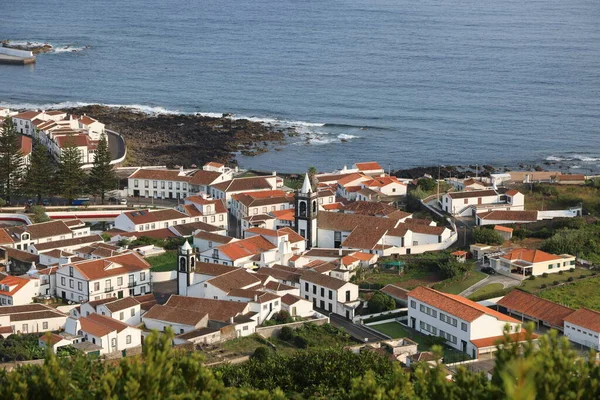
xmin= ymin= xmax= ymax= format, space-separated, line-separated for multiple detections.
xmin=302 ymin=248 xmax=354 ymax=258
xmin=193 ymin=231 xmax=235 ymax=244
xmin=355 ymin=162 xmax=383 ymax=171
xmin=188 ymin=170 xmax=223 ymax=185
xmin=5 ymin=247 xmax=40 ymax=263
xmin=558 ymin=174 xmax=586 ymax=181
xmin=42 ymin=249 xmax=75 ymax=259
xmin=270 ymin=209 xmax=295 ymax=221
xmin=122 ymin=209 xmax=188 ymax=225
xmin=227 ymin=289 xmax=280 ymax=303
xmin=206 ymin=268 xmax=262 ymax=292
xmin=311 ymin=262 xmax=338 ymax=274
xmin=342 ymin=225 xmax=388 ymax=250
xmin=194 ymin=262 xmax=238 ymax=276
xmin=501 ymin=248 xmax=564 ymax=264
xmin=342 ymin=201 xmax=402 ymax=217
xmin=300 ymin=270 xmax=350 ymax=290
xmin=115 ymin=228 xmax=177 ymax=240
xmin=170 ymin=221 xmax=222 ymax=236
xmin=232 ymin=190 xmax=292 ymax=208
xmin=56 ymin=134 xmax=90 ymax=148
xmin=245 ymin=227 xmax=279 ymax=237
xmin=205 ymin=161 xmax=224 ymax=168
xmin=408 ymin=286 xmax=519 ymax=323
xmin=404 ymin=221 xmax=446 ymax=236
xmin=451 ymin=250 xmax=468 ymax=256
xmin=463 ymin=178 xmax=487 ymax=187
xmin=144 ymin=304 xmax=207 ymax=326
xmin=39 ymin=333 xmax=67 ymax=346
xmin=564 ymin=308 xmax=600 ymax=332
xmin=217 ymin=235 xmax=277 ymax=261
xmin=317 ymin=211 xmax=398 ymax=232
xmin=176 ymin=327 xmax=221 ymax=340
xmin=129 ymin=168 xmax=192 ymax=182
xmin=0 ymin=275 xmax=32 ymax=296
xmin=0 ymin=326 xmax=13 ymax=335
xmin=34 ymin=234 xmax=103 ymax=251
xmin=505 ymin=189 xmax=520 ymax=196
xmin=13 ymin=111 xmax=42 ymax=120
xmin=101 ymin=297 xmax=140 ymax=313
xmin=80 ymin=313 xmax=131 ymax=337
xmin=447 ymin=190 xmax=498 ymax=199
xmin=0 ymin=229 xmax=14 ymax=245
xmin=477 ymin=210 xmax=538 ymax=222
xmin=497 ymin=290 xmax=574 ymax=327
xmin=211 ymin=176 xmax=274 ymax=193
xmin=350 ymin=251 xmax=376 ymax=262
xmin=494 ymin=225 xmax=514 ymax=233
xmin=5 ymin=220 xmax=73 ymax=240
xmin=165 ymin=296 xmax=248 ymax=322
xmin=264 ymin=281 xmax=296 ymax=292
xmin=281 ymin=293 xmax=308 ymax=306
xmin=78 ymin=115 xmax=98 ymax=125
xmin=68 ymin=252 xmax=150 ymax=280
xmin=471 ymin=331 xmax=536 ymax=349
xmin=255 ymin=267 xmax=301 ymax=284
xmin=9 ymin=310 xmax=66 ymax=322
xmin=0 ymin=304 xmax=51 ymax=315
xmin=19 ymin=135 xmax=32 ymax=156
xmin=381 ymin=284 xmax=409 ymax=301
xmin=278 ymin=227 xmax=305 ymax=243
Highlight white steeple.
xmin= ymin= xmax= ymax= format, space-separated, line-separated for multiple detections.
xmin=181 ymin=240 xmax=192 ymax=252
xmin=301 ymin=173 xmax=312 ymax=193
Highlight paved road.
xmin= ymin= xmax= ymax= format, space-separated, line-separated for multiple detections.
xmin=459 ymin=268 xmax=522 ymax=297
xmin=106 ymin=129 xmax=126 ymax=162
xmin=329 ymin=313 xmax=389 ymax=343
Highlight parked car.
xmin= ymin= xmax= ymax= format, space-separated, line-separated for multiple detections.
xmin=119 ymin=198 xmax=127 ymax=205
xmin=108 ymin=197 xmax=117 ymax=204
xmin=26 ymin=199 xmax=34 ymax=207
xmin=42 ymin=199 xmax=50 ymax=207
xmin=481 ymin=267 xmax=496 ymax=275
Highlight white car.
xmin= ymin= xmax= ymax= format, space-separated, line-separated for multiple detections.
xmin=119 ymin=198 xmax=128 ymax=205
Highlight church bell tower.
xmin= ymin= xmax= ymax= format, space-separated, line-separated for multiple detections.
xmin=294 ymin=173 xmax=319 ymax=249
xmin=177 ymin=240 xmax=195 ymax=296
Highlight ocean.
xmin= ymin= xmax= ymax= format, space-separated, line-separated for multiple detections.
xmin=1 ymin=0 xmax=599 ymax=173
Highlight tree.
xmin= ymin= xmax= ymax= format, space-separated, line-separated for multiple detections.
xmin=368 ymin=292 xmax=397 ymax=313
xmin=438 ymin=258 xmax=471 ymax=279
xmin=472 ymin=227 xmax=504 ymax=245
xmin=23 ymin=138 xmax=55 ymax=203
xmin=251 ymin=346 xmax=270 ymax=362
xmin=57 ymin=135 xmax=86 ymax=204
xmin=0 ymin=117 xmax=25 ymax=202
xmin=417 ymin=177 xmax=437 ymax=192
xmin=30 ymin=205 xmax=50 ymax=223
xmin=88 ymin=134 xmax=117 ymax=204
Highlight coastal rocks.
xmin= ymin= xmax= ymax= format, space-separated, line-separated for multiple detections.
xmin=63 ymin=105 xmax=284 ymax=167
xmin=1 ymin=40 xmax=53 ymax=54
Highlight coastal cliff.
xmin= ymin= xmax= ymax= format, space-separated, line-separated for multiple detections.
xmin=64 ymin=105 xmax=285 ymax=167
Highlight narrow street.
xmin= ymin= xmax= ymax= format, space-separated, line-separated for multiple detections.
xmin=328 ymin=313 xmax=389 ymax=343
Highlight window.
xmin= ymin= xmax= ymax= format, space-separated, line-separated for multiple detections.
xmin=211 ymin=216 xmax=215 ymax=223
xmin=69 ymin=266 xmax=74 ymax=277
xmin=243 ymin=326 xmax=248 ymax=331
xmin=320 ymin=288 xmax=325 ymax=297
xmin=208 ymin=241 xmax=213 ymax=248
xmin=140 ymin=272 xmax=146 ymax=281
xmin=176 ymin=182 xmax=180 ymax=190
xmin=126 ymin=335 xmax=132 ymax=344
xmin=120 ymin=312 xmax=124 ymax=320
xmin=111 ymin=338 xmax=117 ymax=347
xmin=69 ymin=279 xmax=74 ymax=289
xmin=42 ymin=322 xmax=48 ymax=330
xmin=78 ymin=282 xmax=82 ymax=291
xmin=153 ymin=181 xmax=157 ymax=188
xmin=117 ymin=277 xmax=123 ymax=286
xmin=61 ymin=277 xmax=66 ymax=286
xmin=22 ymin=324 xmax=28 ymax=333
xmin=419 ymin=321 xmax=437 ymax=335
xmin=168 ymin=182 xmax=173 ymax=189
xmin=183 ymin=183 xmax=187 ymax=190
xmin=219 ymin=215 xmax=224 ymax=221
xmin=410 ymin=300 xmax=416 ymax=309
xmin=131 ymin=308 xmax=135 ymax=317
xmin=161 ymin=181 xmax=165 ymax=189
xmin=144 ymin=180 xmax=149 ymax=188
xmin=464 ymin=199 xmax=468 ymax=204
xmin=263 ymin=304 xmax=267 ymax=310
xmin=105 ymin=279 xmax=111 ymax=289
xmin=134 ymin=179 xmax=139 ymax=188
xmin=346 ymin=290 xmax=351 ymax=302
xmin=461 ymin=322 xmax=468 ymax=332
xmin=328 ymin=290 xmax=333 ymax=300
xmin=305 ymin=282 xmax=309 ymax=291
xmin=312 ymin=285 xmax=317 ymax=294
xmin=548 ymin=264 xmax=553 ymax=270
xmin=94 ymin=282 xmax=100 ymax=291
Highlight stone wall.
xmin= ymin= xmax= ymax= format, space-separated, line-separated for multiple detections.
xmin=255 ymin=317 xmax=329 ymax=339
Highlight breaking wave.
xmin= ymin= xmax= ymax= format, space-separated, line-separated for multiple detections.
xmin=545 ymin=154 xmax=600 ymax=163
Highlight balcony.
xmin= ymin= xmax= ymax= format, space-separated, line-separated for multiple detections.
xmin=104 ymin=287 xmax=114 ymax=293
xmin=128 ymin=281 xmax=137 ymax=288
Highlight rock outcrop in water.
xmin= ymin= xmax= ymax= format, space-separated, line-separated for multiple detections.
xmin=63 ymin=105 xmax=285 ymax=167
xmin=1 ymin=40 xmax=53 ymax=54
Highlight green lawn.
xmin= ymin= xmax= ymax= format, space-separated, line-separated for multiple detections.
xmin=436 ymin=270 xmax=487 ymax=295
xmin=361 ymin=268 xmax=444 ymax=289
xmin=370 ymin=322 xmax=470 ymax=363
xmin=147 ymin=251 xmax=177 ymax=272
xmin=469 ymin=283 xmax=504 ymax=299
xmin=519 ymin=268 xmax=587 ymax=293
xmin=539 ymin=276 xmax=600 ymax=310
xmin=370 ymin=322 xmax=410 ymax=339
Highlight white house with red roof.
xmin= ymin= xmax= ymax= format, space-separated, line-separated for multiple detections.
xmin=55 ymin=252 xmax=152 ymax=303
xmin=77 ymin=115 xmax=105 ymax=140
xmin=353 ymin=161 xmax=385 ymax=176
xmin=79 ymin=296 xmax=143 ymax=326
xmin=179 ymin=195 xmax=228 ymax=230
xmin=0 ymin=274 xmax=41 ymax=305
xmin=0 ymin=304 xmax=67 ymax=335
xmin=358 ymin=175 xmax=407 ymax=197
xmin=63 ymin=313 xmax=141 ymax=355
xmin=209 ymin=175 xmax=279 ymax=208
xmin=407 ymin=286 xmax=531 ymax=359
xmin=442 ymin=189 xmax=525 ymax=217
xmin=114 ymin=209 xmax=190 ymax=232
xmin=489 ymin=248 xmax=575 ymax=278
xmin=563 ymin=308 xmax=600 ymax=350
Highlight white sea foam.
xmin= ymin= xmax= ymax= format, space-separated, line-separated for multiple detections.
xmin=338 ymin=133 xmax=358 ymax=140
xmin=53 ymin=46 xmax=87 ymax=53
xmin=6 ymin=41 xmax=52 ymax=48
xmin=0 ymin=101 xmax=183 ymax=115
xmin=545 ymin=154 xmax=600 ymax=163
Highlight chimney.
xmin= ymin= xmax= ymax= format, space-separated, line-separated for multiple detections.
xmin=229 ymin=316 xmax=234 ymax=324
xmin=254 ymin=294 xmax=258 ymax=302
xmin=272 ymin=171 xmax=276 ymax=176
xmin=338 ymin=248 xmax=342 ymax=256
xmin=179 ymin=165 xmax=184 ymax=176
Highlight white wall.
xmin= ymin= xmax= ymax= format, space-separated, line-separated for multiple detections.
xmin=564 ymin=322 xmax=600 ymax=350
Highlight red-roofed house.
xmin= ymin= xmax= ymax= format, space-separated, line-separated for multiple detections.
xmin=442 ymin=189 xmax=525 ymax=217
xmin=63 ymin=313 xmax=141 ymax=355
xmin=353 ymin=162 xmax=385 ymax=176
xmin=564 ymin=308 xmax=600 ymax=350
xmin=489 ymin=248 xmax=575 ymax=277
xmin=407 ymin=286 xmax=527 ymax=358
xmin=179 ymin=196 xmax=228 ymax=230
xmin=77 ymin=115 xmax=105 ymax=140
xmin=0 ymin=274 xmax=41 ymax=305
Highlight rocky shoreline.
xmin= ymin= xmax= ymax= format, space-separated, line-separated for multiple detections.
xmin=63 ymin=105 xmax=286 ymax=167
xmin=1 ymin=40 xmax=53 ymax=54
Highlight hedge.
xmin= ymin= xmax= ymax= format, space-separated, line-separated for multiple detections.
xmin=467 ymin=287 xmax=515 ymax=302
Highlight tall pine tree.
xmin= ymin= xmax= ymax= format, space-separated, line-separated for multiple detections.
xmin=88 ymin=134 xmax=117 ymax=204
xmin=57 ymin=134 xmax=86 ymax=204
xmin=23 ymin=138 xmax=55 ymax=203
xmin=0 ymin=117 xmax=25 ymax=203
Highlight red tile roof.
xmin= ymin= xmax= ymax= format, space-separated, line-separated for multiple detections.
xmin=501 ymin=248 xmax=563 ymax=264
xmin=56 ymin=134 xmax=90 ymax=148
xmin=471 ymin=331 xmax=536 ymax=349
xmin=494 ymin=225 xmax=514 ymax=233
xmin=69 ymin=252 xmax=150 ymax=280
xmin=206 ymin=268 xmax=261 ymax=292
xmin=281 ymin=293 xmax=308 ymax=306
xmin=211 ymin=176 xmax=274 ymax=193
xmin=355 ymin=162 xmax=383 ymax=171
xmin=408 ymin=286 xmax=519 ymax=323
xmin=477 ymin=210 xmax=538 ymax=222
xmin=270 ymin=209 xmax=295 ymax=221
xmin=122 ymin=209 xmax=188 ymax=225
xmin=0 ymin=275 xmax=31 ymax=296
xmin=564 ymin=308 xmax=600 ymax=332
xmin=381 ymin=284 xmax=409 ymax=301
xmin=497 ymin=290 xmax=574 ymax=328
xmin=217 ymin=235 xmax=277 ymax=261
xmin=19 ymin=135 xmax=32 ymax=156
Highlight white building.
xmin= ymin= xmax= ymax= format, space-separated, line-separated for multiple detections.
xmin=2 ymin=220 xmax=84 ymax=251
xmin=29 ymin=234 xmax=104 ymax=255
xmin=563 ymin=308 xmax=600 ymax=350
xmin=179 ymin=195 xmax=228 ymax=230
xmin=407 ymin=286 xmax=526 ymax=359
xmin=79 ymin=296 xmax=142 ymax=326
xmin=0 ymin=304 xmax=67 ymax=334
xmin=0 ymin=274 xmax=41 ymax=306
xmin=63 ymin=313 xmax=141 ymax=355
xmin=114 ymin=209 xmax=190 ymax=232
xmin=489 ymin=248 xmax=576 ymax=278
xmin=55 ymin=252 xmax=152 ymax=303
xmin=209 ymin=175 xmax=278 ymax=208
xmin=442 ymin=189 xmax=525 ymax=217
xmin=281 ymin=293 xmax=314 ymax=318
xmin=299 ymin=270 xmax=360 ymax=318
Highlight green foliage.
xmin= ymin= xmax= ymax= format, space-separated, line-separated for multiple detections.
xmin=0 ymin=333 xmax=45 ymax=362
xmin=279 ymin=326 xmax=293 ymax=341
xmin=88 ymin=134 xmax=118 ymax=204
xmin=23 ymin=138 xmax=55 ymax=202
xmin=101 ymin=232 xmax=112 ymax=242
xmin=362 ymin=310 xmax=407 ymax=324
xmin=0 ymin=117 xmax=25 ymax=202
xmin=57 ymin=134 xmax=86 ymax=203
xmin=251 ymin=346 xmax=270 ymax=362
xmin=274 ymin=310 xmax=293 ymax=324
xmin=468 ymin=287 xmax=515 ymax=302
xmin=368 ymin=291 xmax=397 ymax=313
xmin=130 ymin=236 xmax=187 ymax=251
xmin=437 ymin=258 xmax=470 ymax=280
xmin=417 ymin=177 xmax=437 ymax=192
xmin=146 ymin=251 xmax=177 ymax=272
xmin=541 ymin=223 xmax=600 ymax=263
xmin=30 ymin=205 xmax=50 ymax=223
xmin=472 ymin=227 xmax=504 ymax=245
